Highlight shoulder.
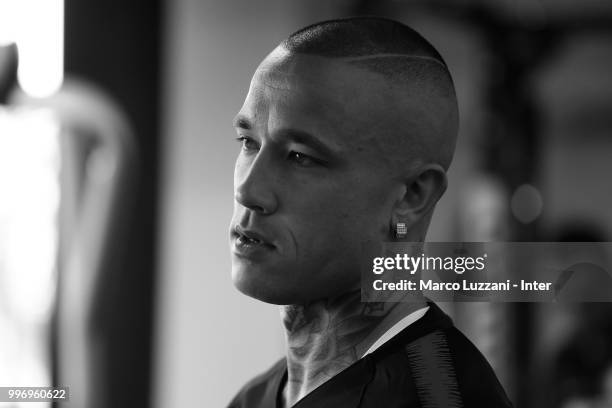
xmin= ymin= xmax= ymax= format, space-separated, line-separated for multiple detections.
xmin=227 ymin=358 xmax=285 ymax=408
xmin=439 ymin=326 xmax=513 ymax=408
xmin=366 ymin=304 xmax=513 ymax=408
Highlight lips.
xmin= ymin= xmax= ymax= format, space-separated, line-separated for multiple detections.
xmin=232 ymin=225 xmax=276 ymax=251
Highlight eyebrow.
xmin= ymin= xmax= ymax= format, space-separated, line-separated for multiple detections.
xmin=232 ymin=115 xmax=337 ymax=158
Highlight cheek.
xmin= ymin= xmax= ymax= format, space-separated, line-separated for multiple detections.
xmin=281 ymin=173 xmax=393 ymax=248
xmin=310 ymin=182 xmax=386 ymax=219
xmin=283 ymin=190 xmax=351 ymax=250
xmin=291 ymin=192 xmax=377 ymax=248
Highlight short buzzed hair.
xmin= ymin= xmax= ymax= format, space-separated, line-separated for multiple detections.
xmin=283 ymin=17 xmax=446 ymax=62
xmin=280 ymin=17 xmax=458 ymax=170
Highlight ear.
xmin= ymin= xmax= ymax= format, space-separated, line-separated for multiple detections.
xmin=392 ymin=163 xmax=448 ymax=228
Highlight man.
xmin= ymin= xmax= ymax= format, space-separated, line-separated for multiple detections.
xmin=228 ymin=17 xmax=512 ymax=408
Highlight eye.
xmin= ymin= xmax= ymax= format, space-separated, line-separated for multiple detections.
xmin=288 ymin=151 xmax=319 ymax=167
xmin=235 ymin=136 xmax=259 ymax=151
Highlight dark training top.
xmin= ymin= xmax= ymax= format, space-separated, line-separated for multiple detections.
xmin=228 ymin=302 xmax=513 ymax=408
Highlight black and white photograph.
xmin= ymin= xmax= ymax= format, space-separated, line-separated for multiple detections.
xmin=0 ymin=0 xmax=612 ymax=407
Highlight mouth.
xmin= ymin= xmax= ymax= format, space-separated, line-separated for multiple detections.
xmin=232 ymin=226 xmax=276 ymax=254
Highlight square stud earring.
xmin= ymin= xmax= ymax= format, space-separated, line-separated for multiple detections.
xmin=395 ymin=223 xmax=407 ymax=239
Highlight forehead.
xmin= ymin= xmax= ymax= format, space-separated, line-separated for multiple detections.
xmin=237 ymin=48 xmax=398 ymax=145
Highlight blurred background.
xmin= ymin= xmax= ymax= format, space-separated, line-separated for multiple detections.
xmin=0 ymin=0 xmax=611 ymax=407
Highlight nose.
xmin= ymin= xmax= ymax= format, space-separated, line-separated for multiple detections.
xmin=234 ymin=153 xmax=278 ymax=215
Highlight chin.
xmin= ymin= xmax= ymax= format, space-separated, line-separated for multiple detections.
xmin=231 ymin=264 xmax=288 ymax=305
xmin=233 ymin=280 xmax=298 ymax=305
xmin=231 ymin=265 xmax=321 ymax=305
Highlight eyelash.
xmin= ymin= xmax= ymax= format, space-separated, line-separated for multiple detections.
xmin=235 ymin=136 xmax=322 ymax=167
xmin=235 ymin=136 xmax=258 ymax=151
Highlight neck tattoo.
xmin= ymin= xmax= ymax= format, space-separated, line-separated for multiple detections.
xmin=279 ymin=290 xmax=424 ymax=407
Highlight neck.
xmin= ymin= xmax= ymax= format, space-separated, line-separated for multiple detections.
xmin=279 ymin=290 xmax=426 ymax=407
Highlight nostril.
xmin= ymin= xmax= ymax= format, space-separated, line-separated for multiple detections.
xmin=234 ymin=191 xmax=273 ymax=215
xmin=251 ymin=204 xmax=268 ymax=214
